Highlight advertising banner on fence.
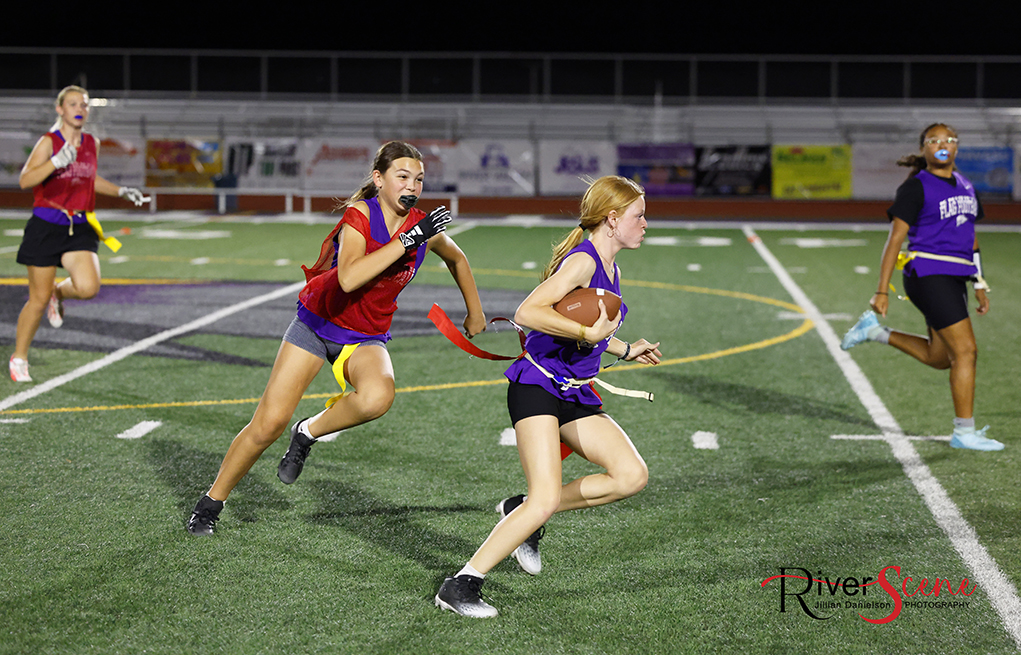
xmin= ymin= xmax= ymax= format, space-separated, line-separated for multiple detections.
xmin=0 ymin=133 xmax=36 ymax=188
xmin=851 ymin=143 xmax=907 ymax=200
xmin=617 ymin=143 xmax=695 ymax=196
xmin=97 ymin=138 xmax=145 ymax=188
xmin=453 ymin=140 xmax=535 ymax=197
xmin=955 ymin=146 xmax=1013 ymax=199
xmin=1015 ymin=149 xmax=1021 ymax=201
xmin=146 ymin=140 xmax=223 ymax=188
xmin=224 ymin=138 xmax=301 ymax=190
xmin=538 ymin=140 xmax=618 ymax=195
xmin=772 ymin=145 xmax=852 ymax=199
xmin=694 ymin=145 xmax=771 ymax=196
xmin=300 ymin=138 xmax=378 ymax=193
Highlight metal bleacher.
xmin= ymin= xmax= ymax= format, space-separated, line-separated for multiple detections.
xmin=3 ymin=96 xmax=1021 ymax=148
xmin=2 ymin=48 xmax=1020 ymax=148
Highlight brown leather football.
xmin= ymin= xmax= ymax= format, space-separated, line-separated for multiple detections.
xmin=552 ymin=287 xmax=621 ymax=327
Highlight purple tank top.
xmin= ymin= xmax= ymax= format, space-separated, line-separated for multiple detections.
xmin=906 ymin=170 xmax=979 ymax=277
xmin=504 ymin=239 xmax=628 ymax=405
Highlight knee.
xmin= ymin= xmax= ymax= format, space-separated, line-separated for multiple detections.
xmin=614 ymin=460 xmax=649 ymax=499
xmin=524 ymin=491 xmax=560 ymax=523
xmin=75 ymin=280 xmax=100 ymax=300
xmin=949 ymin=342 xmax=977 ymax=368
xmin=247 ymin=412 xmax=291 ymax=448
xmin=355 ymin=385 xmax=394 ymax=421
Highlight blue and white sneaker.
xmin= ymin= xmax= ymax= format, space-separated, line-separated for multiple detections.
xmin=841 ymin=310 xmax=880 ymax=351
xmin=950 ymin=425 xmax=1004 ymax=451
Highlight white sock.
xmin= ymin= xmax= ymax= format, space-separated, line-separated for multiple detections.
xmin=868 ymin=325 xmax=891 ymax=344
xmin=298 ymin=418 xmax=316 ymax=441
xmin=954 ymin=417 xmax=975 ymax=431
xmin=457 ymin=564 xmax=485 ymax=579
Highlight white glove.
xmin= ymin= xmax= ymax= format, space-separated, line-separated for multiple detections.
xmin=50 ymin=141 xmax=77 ymax=169
xmin=118 ymin=187 xmax=151 ymax=206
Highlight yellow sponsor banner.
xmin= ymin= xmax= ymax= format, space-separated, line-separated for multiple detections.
xmin=772 ymin=145 xmax=852 ymax=199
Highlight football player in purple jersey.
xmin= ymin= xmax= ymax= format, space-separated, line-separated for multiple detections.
xmin=841 ymin=123 xmax=1002 ymax=451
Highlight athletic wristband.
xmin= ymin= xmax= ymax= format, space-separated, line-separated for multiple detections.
xmin=578 ymin=324 xmax=587 ymax=342
xmin=618 ymin=341 xmax=632 ymax=361
xmin=875 ymin=292 xmax=888 ymax=295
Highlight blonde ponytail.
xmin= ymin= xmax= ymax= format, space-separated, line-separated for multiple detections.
xmin=542 ymin=175 xmax=645 ymax=280
xmin=542 ymin=227 xmax=587 ymax=281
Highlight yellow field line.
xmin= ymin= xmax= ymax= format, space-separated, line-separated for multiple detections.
xmin=0 ymin=318 xmax=812 ymax=416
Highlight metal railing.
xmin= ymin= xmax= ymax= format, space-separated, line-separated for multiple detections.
xmin=3 ymin=47 xmax=1020 ymax=105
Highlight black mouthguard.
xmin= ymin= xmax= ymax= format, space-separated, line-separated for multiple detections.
xmin=399 ymin=195 xmax=419 ymax=209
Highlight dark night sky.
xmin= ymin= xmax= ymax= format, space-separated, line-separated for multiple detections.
xmin=13 ymin=4 xmax=1020 ymax=57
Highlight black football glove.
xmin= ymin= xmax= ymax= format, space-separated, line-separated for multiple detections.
xmin=398 ymin=205 xmax=452 ymax=250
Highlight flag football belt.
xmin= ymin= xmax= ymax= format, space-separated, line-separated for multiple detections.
xmin=41 ymin=199 xmax=122 ymax=252
xmin=895 ymin=251 xmax=989 ymax=291
xmin=324 ymin=343 xmax=360 ymax=409
xmin=428 ymin=303 xmax=654 ymax=401
xmin=522 ymin=352 xmax=654 ymax=402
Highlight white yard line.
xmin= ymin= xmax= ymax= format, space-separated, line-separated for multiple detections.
xmin=116 ymin=421 xmax=163 ymax=440
xmin=744 ymin=226 xmax=1021 ymax=648
xmin=0 ymin=281 xmax=305 ymax=413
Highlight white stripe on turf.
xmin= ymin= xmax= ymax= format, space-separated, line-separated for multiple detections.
xmin=744 ymin=225 xmax=1021 ymax=648
xmin=0 ymin=281 xmax=306 ymax=413
xmin=116 ymin=421 xmax=162 ymax=440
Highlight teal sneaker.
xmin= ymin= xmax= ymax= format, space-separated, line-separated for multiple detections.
xmin=950 ymin=425 xmax=1004 ymax=451
xmin=841 ymin=310 xmax=880 ymax=351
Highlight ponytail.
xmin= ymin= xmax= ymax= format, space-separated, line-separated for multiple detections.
xmin=542 ymin=227 xmax=587 ymax=281
xmin=541 ymin=175 xmax=645 ymax=281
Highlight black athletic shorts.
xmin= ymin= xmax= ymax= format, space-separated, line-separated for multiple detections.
xmin=507 ymin=380 xmax=604 ymax=427
xmin=16 ymin=215 xmax=99 ymax=267
xmin=902 ymin=272 xmax=970 ymax=331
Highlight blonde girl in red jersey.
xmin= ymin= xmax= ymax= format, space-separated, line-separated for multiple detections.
xmin=11 ymin=85 xmax=147 ymax=382
xmin=187 ymin=141 xmax=486 ymax=535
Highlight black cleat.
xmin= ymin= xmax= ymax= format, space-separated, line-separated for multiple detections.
xmin=435 ymin=575 xmax=498 ymax=618
xmin=497 ymin=494 xmax=544 ymax=575
xmin=186 ymin=495 xmax=224 ymax=536
xmin=278 ymin=418 xmax=316 ymax=484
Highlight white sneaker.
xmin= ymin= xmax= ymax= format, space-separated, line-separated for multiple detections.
xmin=9 ymin=357 xmax=31 ymax=382
xmin=46 ymin=291 xmax=63 ymax=328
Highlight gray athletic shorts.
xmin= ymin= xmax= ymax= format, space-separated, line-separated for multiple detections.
xmin=281 ymin=315 xmax=386 ymax=364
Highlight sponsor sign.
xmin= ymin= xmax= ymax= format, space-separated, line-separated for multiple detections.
xmin=772 ymin=145 xmax=852 ymax=199
xmin=300 ymin=138 xmax=378 ymax=193
xmin=225 ymin=138 xmax=302 ymax=190
xmin=851 ymin=143 xmax=908 ymax=200
xmin=97 ymin=137 xmax=145 ymax=188
xmin=955 ymin=146 xmax=1013 ymax=198
xmin=694 ymin=145 xmax=771 ymax=196
xmin=453 ymin=140 xmax=535 ymax=197
xmin=538 ymin=140 xmax=618 ymax=195
xmin=146 ymin=140 xmax=223 ymax=188
xmin=617 ymin=143 xmax=695 ymax=196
